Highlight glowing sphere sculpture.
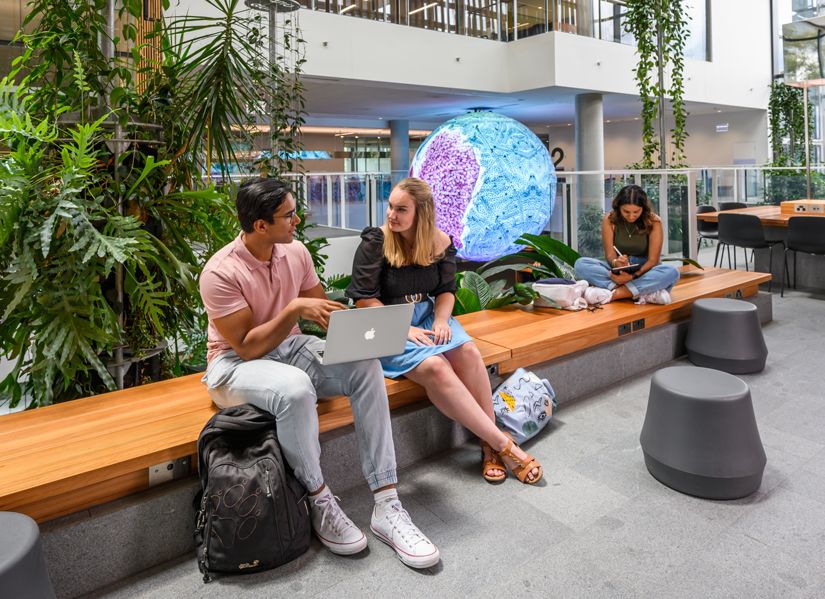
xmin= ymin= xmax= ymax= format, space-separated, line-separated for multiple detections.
xmin=410 ymin=111 xmax=555 ymax=262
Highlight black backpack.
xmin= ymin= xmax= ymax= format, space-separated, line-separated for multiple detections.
xmin=194 ymin=404 xmax=311 ymax=582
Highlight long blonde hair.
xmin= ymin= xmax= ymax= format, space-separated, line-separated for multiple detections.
xmin=383 ymin=177 xmax=442 ymax=268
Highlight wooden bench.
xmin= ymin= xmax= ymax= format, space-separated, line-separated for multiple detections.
xmin=0 ymin=267 xmax=769 ymax=523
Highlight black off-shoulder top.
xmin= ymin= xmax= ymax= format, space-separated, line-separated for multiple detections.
xmin=346 ymin=227 xmax=458 ymax=304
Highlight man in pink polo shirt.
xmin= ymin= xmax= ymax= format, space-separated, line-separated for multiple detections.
xmin=200 ymin=178 xmax=438 ymax=569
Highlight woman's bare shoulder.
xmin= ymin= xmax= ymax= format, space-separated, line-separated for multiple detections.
xmin=436 ymin=229 xmax=452 ymax=253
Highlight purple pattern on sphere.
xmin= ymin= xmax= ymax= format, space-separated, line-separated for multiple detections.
xmin=414 ymin=131 xmax=479 ymax=249
xmin=411 ymin=111 xmax=555 ymax=262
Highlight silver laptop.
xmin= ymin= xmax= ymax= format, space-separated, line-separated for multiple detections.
xmin=313 ymin=303 xmax=415 ymax=365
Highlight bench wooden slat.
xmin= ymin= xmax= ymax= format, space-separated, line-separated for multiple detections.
xmin=0 ymin=267 xmax=771 ymax=523
xmin=473 ymin=268 xmax=769 ymax=373
xmin=9 ymin=470 xmax=149 ymax=524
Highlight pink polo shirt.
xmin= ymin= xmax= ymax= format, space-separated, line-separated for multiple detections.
xmin=200 ymin=234 xmax=320 ymax=362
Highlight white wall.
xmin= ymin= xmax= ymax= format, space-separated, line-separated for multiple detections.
xmin=323 ymin=235 xmax=362 ymax=279
xmin=546 ymin=109 xmax=769 ymax=170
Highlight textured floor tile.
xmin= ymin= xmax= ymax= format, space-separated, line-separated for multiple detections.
xmin=647 ymin=529 xmax=822 ymax=599
xmin=497 ymin=541 xmax=642 ymax=599
xmin=428 ymin=494 xmax=573 ymax=597
xmin=524 ymin=417 xmax=614 ymax=471
xmin=517 ymin=467 xmax=631 ymax=531
xmin=571 ymin=432 xmax=664 ymax=499
xmin=763 ymin=396 xmax=825 ymax=445
xmin=731 ymin=486 xmax=825 ymax=569
xmin=546 ymin=499 xmax=726 ymax=593
xmin=780 ymin=447 xmax=825 ymax=506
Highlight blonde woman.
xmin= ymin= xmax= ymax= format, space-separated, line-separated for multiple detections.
xmin=347 ymin=178 xmax=542 ymax=485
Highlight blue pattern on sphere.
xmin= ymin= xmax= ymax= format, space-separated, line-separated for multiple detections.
xmin=410 ymin=112 xmax=556 ymax=262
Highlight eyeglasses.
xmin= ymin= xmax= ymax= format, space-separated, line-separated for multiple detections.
xmin=273 ymin=209 xmax=297 ymax=220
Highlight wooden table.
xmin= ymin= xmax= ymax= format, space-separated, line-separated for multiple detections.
xmin=697 ymin=205 xmax=825 ymax=290
xmin=696 ymin=205 xmax=825 ymax=228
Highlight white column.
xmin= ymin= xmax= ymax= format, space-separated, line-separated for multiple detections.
xmin=389 ymin=119 xmax=410 ymax=184
xmin=575 ymin=92 xmax=605 ymax=206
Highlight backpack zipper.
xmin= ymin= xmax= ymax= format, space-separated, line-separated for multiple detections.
xmin=275 ymin=457 xmax=297 ymax=537
xmin=263 ymin=458 xmax=287 ymax=556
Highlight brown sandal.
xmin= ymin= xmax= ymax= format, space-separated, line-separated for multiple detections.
xmin=480 ymin=441 xmax=506 ymax=483
xmin=497 ymin=436 xmax=543 ymax=485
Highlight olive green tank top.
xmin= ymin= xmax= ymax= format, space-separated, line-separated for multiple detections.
xmin=613 ymin=222 xmax=649 ymax=257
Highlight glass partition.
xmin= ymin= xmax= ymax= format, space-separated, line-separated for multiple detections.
xmin=256 ymin=166 xmax=825 ymax=263
xmin=292 ymin=0 xmax=707 ymax=51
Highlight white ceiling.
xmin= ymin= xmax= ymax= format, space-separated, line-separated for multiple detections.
xmin=301 ymin=76 xmax=758 ymax=130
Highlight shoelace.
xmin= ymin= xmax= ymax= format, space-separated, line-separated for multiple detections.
xmin=314 ymin=494 xmax=351 ymax=537
xmin=383 ymin=501 xmax=427 ymax=547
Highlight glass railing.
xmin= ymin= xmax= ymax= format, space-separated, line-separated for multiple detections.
xmin=297 ymin=0 xmax=708 ymax=58
xmin=290 ymin=166 xmax=824 ymax=261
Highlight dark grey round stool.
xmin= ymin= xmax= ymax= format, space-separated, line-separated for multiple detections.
xmin=685 ymin=298 xmax=768 ymax=373
xmin=640 ymin=366 xmax=766 ymax=500
xmin=0 ymin=512 xmax=56 ymax=599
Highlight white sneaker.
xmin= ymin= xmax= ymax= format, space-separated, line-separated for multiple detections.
xmin=584 ymin=286 xmax=613 ymax=306
xmin=310 ymin=490 xmax=367 ymax=555
xmin=370 ymin=500 xmax=440 ymax=569
xmin=635 ymin=289 xmax=672 ymax=305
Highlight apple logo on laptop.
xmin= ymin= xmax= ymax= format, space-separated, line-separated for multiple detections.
xmin=364 ymin=328 xmax=376 ymax=340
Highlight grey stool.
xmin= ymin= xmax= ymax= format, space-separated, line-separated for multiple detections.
xmin=0 ymin=512 xmax=56 ymax=599
xmin=685 ymin=298 xmax=768 ymax=373
xmin=640 ymin=366 xmax=766 ymax=500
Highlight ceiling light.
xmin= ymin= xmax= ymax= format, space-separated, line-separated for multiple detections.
xmin=606 ymin=119 xmax=611 ymax=123
xmin=409 ymin=1 xmax=438 ymax=15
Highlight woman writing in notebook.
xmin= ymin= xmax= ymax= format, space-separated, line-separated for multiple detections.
xmin=575 ymin=184 xmax=680 ymax=305
xmin=346 ymin=177 xmax=542 ymax=485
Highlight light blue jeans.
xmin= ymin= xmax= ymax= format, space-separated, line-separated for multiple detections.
xmin=574 ymin=256 xmax=680 ymax=298
xmin=203 ymin=334 xmax=398 ymax=492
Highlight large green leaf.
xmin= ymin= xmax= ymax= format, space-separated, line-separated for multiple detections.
xmin=516 ymin=233 xmax=581 ymax=267
xmin=461 ymin=270 xmax=493 ymax=308
xmin=486 ymin=296 xmax=517 ymax=309
xmin=453 ymin=288 xmax=482 ymax=315
xmin=663 ymin=257 xmax=704 ymax=270
xmin=478 ymin=262 xmax=556 ymax=280
xmin=488 ymin=279 xmax=507 ymax=297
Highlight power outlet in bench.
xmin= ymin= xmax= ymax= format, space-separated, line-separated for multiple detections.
xmin=149 ymin=456 xmax=192 ymax=487
xmin=618 ymin=318 xmax=646 ymax=336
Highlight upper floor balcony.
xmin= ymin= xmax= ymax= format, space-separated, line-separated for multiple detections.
xmin=295 ymin=0 xmax=709 ymax=59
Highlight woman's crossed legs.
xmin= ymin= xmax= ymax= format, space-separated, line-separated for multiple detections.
xmin=404 ymin=342 xmax=540 ymax=482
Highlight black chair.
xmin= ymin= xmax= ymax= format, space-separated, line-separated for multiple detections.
xmin=697 ymin=205 xmax=719 ymax=260
xmin=718 ymin=201 xmax=747 ymax=211
xmin=713 ymin=203 xmax=748 ymax=267
xmin=717 ymin=213 xmax=786 ymax=292
xmin=781 ymin=217 xmax=825 ymax=297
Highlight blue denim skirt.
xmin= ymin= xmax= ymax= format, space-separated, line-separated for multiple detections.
xmin=380 ymin=298 xmax=472 ymax=379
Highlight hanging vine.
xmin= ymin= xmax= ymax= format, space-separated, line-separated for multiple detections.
xmin=768 ymin=80 xmax=811 ymax=166
xmin=623 ymin=0 xmax=690 ymax=168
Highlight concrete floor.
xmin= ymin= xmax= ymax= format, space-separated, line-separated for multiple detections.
xmin=85 ymin=279 xmax=825 ymax=598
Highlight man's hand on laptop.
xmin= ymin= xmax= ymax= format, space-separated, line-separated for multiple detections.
xmin=408 ymin=326 xmax=435 ymax=346
xmin=291 ymin=298 xmax=345 ymax=329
